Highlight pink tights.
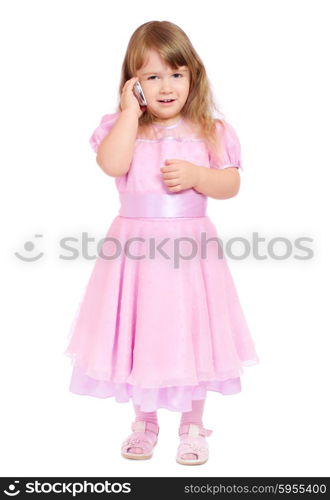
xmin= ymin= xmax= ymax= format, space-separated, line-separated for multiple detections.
xmin=130 ymin=399 xmax=206 ymax=459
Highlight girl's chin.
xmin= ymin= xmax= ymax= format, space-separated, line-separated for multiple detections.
xmin=151 ymin=108 xmax=180 ymax=118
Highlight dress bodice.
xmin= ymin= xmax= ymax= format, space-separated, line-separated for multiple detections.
xmin=89 ymin=113 xmax=243 ymax=197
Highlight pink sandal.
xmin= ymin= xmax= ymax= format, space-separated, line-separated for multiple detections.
xmin=121 ymin=420 xmax=159 ymax=460
xmin=176 ymin=423 xmax=213 ymax=465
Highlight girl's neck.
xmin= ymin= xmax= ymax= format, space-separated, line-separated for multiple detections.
xmin=152 ymin=116 xmax=184 ymax=129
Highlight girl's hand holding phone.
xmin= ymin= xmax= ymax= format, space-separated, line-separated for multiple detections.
xmin=120 ymin=77 xmax=146 ymax=118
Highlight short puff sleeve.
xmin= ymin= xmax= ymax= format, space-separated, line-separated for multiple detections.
xmin=89 ymin=112 xmax=120 ymax=153
xmin=209 ymin=120 xmax=243 ymax=171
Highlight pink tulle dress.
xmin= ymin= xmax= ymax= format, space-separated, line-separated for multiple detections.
xmin=64 ymin=113 xmax=259 ymax=412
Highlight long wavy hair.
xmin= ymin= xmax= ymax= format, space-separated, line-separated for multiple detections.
xmin=117 ymin=20 xmax=226 ymax=162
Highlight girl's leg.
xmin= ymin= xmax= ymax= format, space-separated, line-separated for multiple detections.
xmin=129 ymin=403 xmax=159 ymax=454
xmin=179 ymin=399 xmax=206 ymax=460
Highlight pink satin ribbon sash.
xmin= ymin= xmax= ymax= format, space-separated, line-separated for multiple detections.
xmin=119 ymin=191 xmax=208 ymax=218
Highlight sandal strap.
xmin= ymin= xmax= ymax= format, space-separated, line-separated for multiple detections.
xmin=131 ymin=420 xmax=159 ymax=436
xmin=122 ymin=432 xmax=154 ymax=449
xmin=178 ymin=437 xmax=209 ymax=454
xmin=176 ymin=433 xmax=210 ymax=462
xmin=178 ymin=423 xmax=213 ymax=437
xmin=122 ymin=421 xmax=159 ymax=453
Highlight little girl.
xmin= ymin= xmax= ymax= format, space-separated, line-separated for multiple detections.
xmin=65 ymin=20 xmax=259 ymax=466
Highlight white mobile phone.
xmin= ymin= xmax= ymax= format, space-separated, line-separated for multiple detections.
xmin=133 ymin=81 xmax=147 ymax=106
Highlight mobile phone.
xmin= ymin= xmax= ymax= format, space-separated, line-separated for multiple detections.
xmin=133 ymin=81 xmax=147 ymax=106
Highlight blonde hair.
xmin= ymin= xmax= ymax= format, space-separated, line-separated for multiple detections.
xmin=117 ymin=20 xmax=226 ymax=162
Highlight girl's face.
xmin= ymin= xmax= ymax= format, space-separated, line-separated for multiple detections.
xmin=136 ymin=49 xmax=190 ymax=126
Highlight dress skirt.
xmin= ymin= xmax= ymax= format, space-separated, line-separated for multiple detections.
xmin=64 ymin=215 xmax=259 ymax=412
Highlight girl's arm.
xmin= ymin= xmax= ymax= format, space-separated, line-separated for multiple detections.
xmin=193 ymin=120 xmax=242 ymax=199
xmin=96 ymin=109 xmax=139 ymax=177
xmin=193 ymin=166 xmax=240 ymax=200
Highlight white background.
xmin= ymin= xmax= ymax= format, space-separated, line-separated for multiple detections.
xmin=1 ymin=0 xmax=329 ymax=478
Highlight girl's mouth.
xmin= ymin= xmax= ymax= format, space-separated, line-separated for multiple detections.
xmin=158 ymin=99 xmax=176 ymax=105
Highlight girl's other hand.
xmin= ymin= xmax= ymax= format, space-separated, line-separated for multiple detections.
xmin=120 ymin=77 xmax=146 ymax=118
xmin=160 ymin=160 xmax=202 ymax=192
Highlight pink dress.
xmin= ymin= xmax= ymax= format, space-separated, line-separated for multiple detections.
xmin=64 ymin=113 xmax=259 ymax=412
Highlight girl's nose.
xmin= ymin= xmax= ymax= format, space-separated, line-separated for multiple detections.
xmin=160 ymin=78 xmax=172 ymax=92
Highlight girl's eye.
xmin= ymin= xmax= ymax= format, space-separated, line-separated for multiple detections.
xmin=147 ymin=73 xmax=183 ymax=80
